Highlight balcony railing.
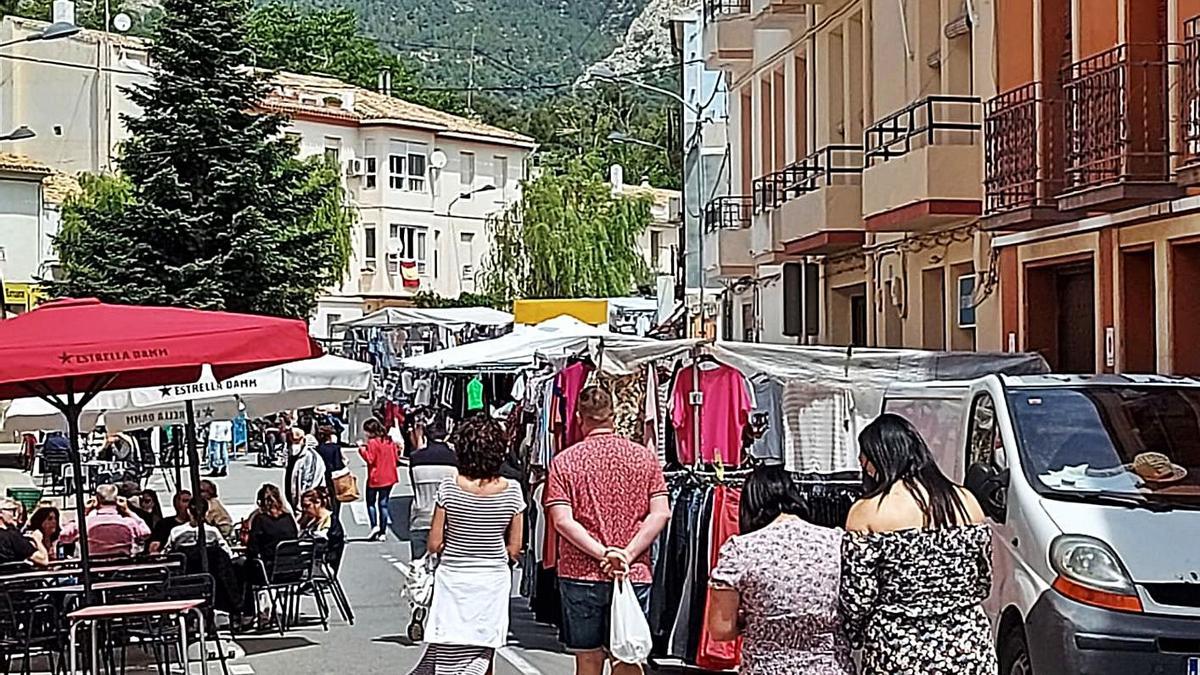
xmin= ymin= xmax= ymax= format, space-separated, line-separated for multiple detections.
xmin=752 ymin=146 xmax=863 ymax=213
xmin=1062 ymin=43 xmax=1176 ymax=193
xmin=704 ymin=0 xmax=750 ymax=20
xmin=984 ymin=82 xmax=1067 ymax=214
xmin=704 ymin=195 xmax=753 ymax=232
xmin=864 ymin=95 xmax=982 ymax=166
xmin=1182 ymin=20 xmax=1200 ymax=169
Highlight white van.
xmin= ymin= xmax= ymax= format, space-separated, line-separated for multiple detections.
xmin=884 ymin=374 xmax=1200 ymax=675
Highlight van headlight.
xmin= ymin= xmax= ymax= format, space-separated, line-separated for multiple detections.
xmin=1049 ymin=535 xmax=1142 ymax=613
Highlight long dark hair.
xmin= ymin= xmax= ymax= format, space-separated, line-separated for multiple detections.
xmin=739 ymin=465 xmax=809 ymax=534
xmin=28 ymin=506 xmax=61 ymax=543
xmin=257 ymin=484 xmax=287 ymax=518
xmin=859 ymin=413 xmax=970 ymax=529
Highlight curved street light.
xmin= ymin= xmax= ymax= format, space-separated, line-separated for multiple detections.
xmin=0 ymin=22 xmax=82 ymax=49
xmin=607 ymin=130 xmax=667 ymax=152
xmin=0 ymin=126 xmax=36 ymax=142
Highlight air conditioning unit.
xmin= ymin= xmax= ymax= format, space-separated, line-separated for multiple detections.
xmin=345 ymin=158 xmax=364 ymax=177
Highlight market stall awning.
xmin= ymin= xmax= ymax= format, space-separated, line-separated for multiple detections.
xmin=334 ymin=306 xmax=513 ymax=330
xmin=401 ymin=315 xmax=652 ymax=372
xmin=3 ymin=355 xmax=372 ymax=433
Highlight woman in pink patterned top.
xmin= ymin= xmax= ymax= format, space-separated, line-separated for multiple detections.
xmin=707 ymin=466 xmax=855 ymax=675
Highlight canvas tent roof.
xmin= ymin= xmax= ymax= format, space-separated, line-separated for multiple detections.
xmin=401 ymin=315 xmax=660 ymax=372
xmin=335 ymin=307 xmax=513 ymax=330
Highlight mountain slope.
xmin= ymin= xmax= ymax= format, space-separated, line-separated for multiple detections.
xmin=304 ymin=0 xmax=652 ymax=95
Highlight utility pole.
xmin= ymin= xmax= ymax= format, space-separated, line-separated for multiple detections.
xmin=466 ymin=27 xmax=477 ymax=114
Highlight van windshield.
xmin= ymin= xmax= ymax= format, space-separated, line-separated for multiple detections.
xmin=1007 ymin=386 xmax=1200 ymax=508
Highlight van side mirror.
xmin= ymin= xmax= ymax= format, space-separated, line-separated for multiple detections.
xmin=965 ymin=462 xmax=1009 ymax=524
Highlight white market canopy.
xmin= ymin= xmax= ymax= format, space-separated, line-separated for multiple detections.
xmin=2 ymin=355 xmax=372 ymax=433
xmin=335 ymin=306 xmax=513 ymax=330
xmin=401 ymin=315 xmax=654 ymax=372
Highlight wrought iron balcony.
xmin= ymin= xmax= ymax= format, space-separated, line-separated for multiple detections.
xmin=1060 ymin=43 xmax=1180 ymax=209
xmin=982 ymin=82 xmax=1080 ymax=229
xmin=752 ymin=146 xmax=863 ymax=213
xmin=704 ymin=0 xmax=750 ymax=20
xmin=1181 ymin=19 xmax=1200 ymax=185
xmin=864 ymin=95 xmax=981 ymax=166
xmin=704 ymin=195 xmax=753 ymax=232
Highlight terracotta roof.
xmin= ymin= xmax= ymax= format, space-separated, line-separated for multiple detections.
xmin=0 ymin=153 xmax=51 ymax=177
xmin=618 ymin=182 xmax=680 ymax=207
xmin=266 ymin=71 xmax=535 ymax=146
xmin=42 ymin=172 xmax=82 ymax=205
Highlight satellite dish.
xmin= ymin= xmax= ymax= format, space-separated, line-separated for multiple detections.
xmin=112 ymin=12 xmax=132 ymax=32
xmin=429 ymin=149 xmax=447 ymax=170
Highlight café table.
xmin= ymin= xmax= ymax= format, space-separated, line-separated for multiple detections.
xmin=67 ymin=599 xmax=206 ymax=675
xmin=0 ymin=559 xmax=180 ymax=583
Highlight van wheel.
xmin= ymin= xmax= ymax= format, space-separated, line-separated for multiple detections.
xmin=999 ymin=627 xmax=1032 ymax=675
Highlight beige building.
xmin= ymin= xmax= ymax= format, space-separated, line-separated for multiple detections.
xmin=0 ymin=18 xmax=536 ymax=338
xmin=699 ymin=0 xmax=1001 ymax=351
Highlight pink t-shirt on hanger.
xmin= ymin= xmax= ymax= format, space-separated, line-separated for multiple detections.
xmin=671 ymin=362 xmax=752 ymax=466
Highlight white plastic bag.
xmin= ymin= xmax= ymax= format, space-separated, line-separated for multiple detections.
xmin=609 ymin=577 xmax=653 ymax=664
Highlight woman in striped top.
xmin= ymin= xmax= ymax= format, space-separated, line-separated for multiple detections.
xmin=410 ymin=414 xmax=525 ymax=675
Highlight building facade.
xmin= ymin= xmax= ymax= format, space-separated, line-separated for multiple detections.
xmin=697 ymin=0 xmax=1003 ymax=354
xmin=0 ymin=18 xmax=535 ymax=337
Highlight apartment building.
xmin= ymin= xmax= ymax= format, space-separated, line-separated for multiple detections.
xmin=699 ymin=0 xmax=1001 ymax=350
xmin=984 ymin=0 xmax=1200 ymax=375
xmin=0 ymin=18 xmax=535 ymax=338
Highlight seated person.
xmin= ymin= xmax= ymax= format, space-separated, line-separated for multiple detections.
xmin=148 ymin=490 xmax=191 ymax=554
xmin=199 ymin=480 xmax=234 ymax=539
xmin=59 ymin=484 xmax=151 ymax=558
xmin=165 ymin=497 xmax=233 ymax=558
xmin=300 ymin=487 xmax=345 ymax=572
xmin=0 ymin=499 xmax=48 ymax=568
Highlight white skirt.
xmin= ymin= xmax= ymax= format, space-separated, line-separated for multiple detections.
xmin=425 ymin=559 xmax=512 ymax=649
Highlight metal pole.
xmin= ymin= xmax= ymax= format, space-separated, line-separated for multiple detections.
xmin=184 ymin=401 xmax=209 ymax=572
xmin=64 ymin=393 xmax=94 ymax=604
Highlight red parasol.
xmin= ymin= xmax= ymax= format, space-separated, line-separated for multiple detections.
xmin=0 ymin=298 xmax=321 ymax=598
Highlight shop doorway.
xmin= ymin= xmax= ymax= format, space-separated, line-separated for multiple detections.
xmin=1171 ymin=241 xmax=1200 ymax=374
xmin=1120 ymin=247 xmax=1157 ymax=373
xmin=1026 ymin=259 xmax=1095 ymax=373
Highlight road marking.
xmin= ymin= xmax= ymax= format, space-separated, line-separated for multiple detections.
xmin=228 ymin=665 xmax=255 ymax=675
xmin=497 ymin=647 xmax=542 ymax=675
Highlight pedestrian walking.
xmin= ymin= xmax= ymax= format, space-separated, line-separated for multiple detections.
xmin=546 ymin=386 xmax=671 ymax=675
xmin=207 ymin=419 xmax=233 ymax=477
xmin=286 ymin=428 xmax=327 ymax=512
xmin=407 ymin=417 xmax=457 ymax=559
xmin=707 ymin=465 xmax=854 ymax=674
xmin=359 ymin=418 xmax=399 ymax=542
xmin=314 ymin=425 xmax=346 ymax=525
xmin=409 ymin=414 xmax=524 ymax=675
xmin=841 ymin=413 xmax=996 ymax=675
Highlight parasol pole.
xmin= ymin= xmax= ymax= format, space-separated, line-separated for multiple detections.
xmin=63 ymin=389 xmax=95 ymax=604
xmin=184 ymin=400 xmax=209 ymax=572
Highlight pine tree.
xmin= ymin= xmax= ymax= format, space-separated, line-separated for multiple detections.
xmin=50 ymin=0 xmax=353 ymax=320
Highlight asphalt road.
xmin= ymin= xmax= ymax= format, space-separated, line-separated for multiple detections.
xmin=152 ymin=446 xmax=580 ymax=675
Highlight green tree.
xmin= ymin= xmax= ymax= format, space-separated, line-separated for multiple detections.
xmin=244 ymin=3 xmax=457 ymax=112
xmin=48 ymin=0 xmax=353 ymax=320
xmin=481 ymin=159 xmax=652 ymax=302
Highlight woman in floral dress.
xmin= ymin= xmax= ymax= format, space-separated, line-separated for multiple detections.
xmin=841 ymin=413 xmax=997 ymax=675
xmin=707 ymin=465 xmax=855 ymax=675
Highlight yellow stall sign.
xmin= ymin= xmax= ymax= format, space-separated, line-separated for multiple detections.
xmin=512 ymin=298 xmax=608 ymax=326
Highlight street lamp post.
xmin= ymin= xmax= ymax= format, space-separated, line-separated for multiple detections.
xmin=444 ymin=184 xmax=499 ymax=295
xmin=0 ymin=126 xmax=36 ymax=142
xmin=607 ymin=130 xmax=667 ymax=152
xmin=0 ymin=22 xmax=82 ymax=49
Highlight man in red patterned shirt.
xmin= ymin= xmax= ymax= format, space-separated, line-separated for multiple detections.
xmin=546 ymin=386 xmax=670 ymax=675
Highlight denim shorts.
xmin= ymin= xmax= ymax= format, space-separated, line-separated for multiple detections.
xmin=558 ymin=579 xmax=651 ymax=652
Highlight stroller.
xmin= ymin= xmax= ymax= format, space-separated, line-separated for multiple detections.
xmin=397 ymin=555 xmax=437 ymax=641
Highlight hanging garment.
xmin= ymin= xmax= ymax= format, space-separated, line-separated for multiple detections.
xmin=466 ymin=376 xmax=485 ymax=411
xmin=597 ymin=370 xmax=648 ymax=444
xmin=555 ymin=361 xmax=593 ymax=449
xmin=695 ymin=485 xmax=743 ymax=671
xmin=669 ymin=486 xmax=714 ymax=660
xmin=749 ymin=376 xmax=785 ymax=462
xmin=672 ymin=363 xmax=752 ymax=467
xmin=783 ymin=384 xmax=858 ymax=474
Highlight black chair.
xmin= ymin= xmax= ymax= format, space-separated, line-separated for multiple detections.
xmin=305 ymin=538 xmax=352 ymax=625
xmin=251 ymin=540 xmax=320 ymax=634
xmin=0 ymin=580 xmax=66 ymax=675
xmin=161 ymin=574 xmax=231 ymax=675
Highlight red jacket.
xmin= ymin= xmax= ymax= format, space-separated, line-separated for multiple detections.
xmin=359 ymin=437 xmax=399 ymax=488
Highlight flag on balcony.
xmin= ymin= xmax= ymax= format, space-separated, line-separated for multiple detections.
xmin=400 ymin=260 xmax=420 ymax=288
